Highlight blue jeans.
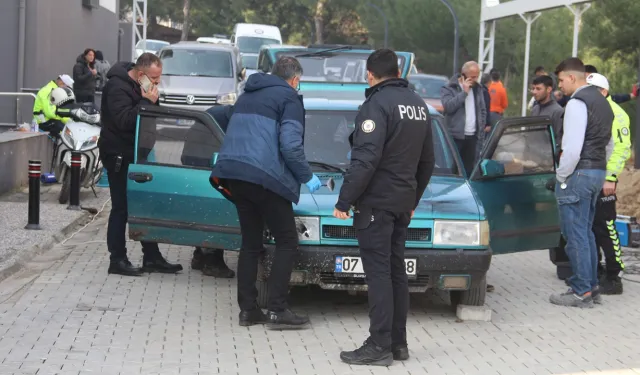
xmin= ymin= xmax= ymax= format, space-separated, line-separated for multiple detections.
xmin=555 ymin=169 xmax=606 ymax=295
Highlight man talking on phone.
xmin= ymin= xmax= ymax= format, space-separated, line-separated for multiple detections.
xmin=98 ymin=52 xmax=183 ymax=276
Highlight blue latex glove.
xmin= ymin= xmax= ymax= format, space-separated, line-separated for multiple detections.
xmin=347 ymin=150 xmax=351 ymax=160
xmin=305 ymin=174 xmax=321 ymax=193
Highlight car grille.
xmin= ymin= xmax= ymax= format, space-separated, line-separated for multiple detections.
xmin=320 ymin=273 xmax=429 ymax=286
xmin=162 ymin=94 xmax=217 ymax=105
xmin=322 ymin=225 xmax=431 ymax=241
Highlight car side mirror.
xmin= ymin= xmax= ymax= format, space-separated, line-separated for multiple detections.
xmin=211 ymin=152 xmax=219 ymax=166
xmin=480 ymin=159 xmax=505 ymax=178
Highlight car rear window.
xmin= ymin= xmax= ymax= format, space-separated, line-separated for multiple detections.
xmin=159 ymin=49 xmax=233 ymax=78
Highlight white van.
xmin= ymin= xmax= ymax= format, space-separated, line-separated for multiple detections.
xmin=231 ymin=23 xmax=282 ymax=75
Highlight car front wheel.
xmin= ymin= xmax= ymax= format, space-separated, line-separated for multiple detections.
xmin=450 ymin=274 xmax=487 ymax=308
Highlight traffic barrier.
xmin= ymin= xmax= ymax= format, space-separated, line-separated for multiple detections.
xmin=25 ymin=160 xmax=41 ymax=230
xmin=67 ymin=152 xmax=82 ymax=211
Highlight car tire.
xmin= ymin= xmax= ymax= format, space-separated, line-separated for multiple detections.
xmin=450 ymin=274 xmax=487 ymax=308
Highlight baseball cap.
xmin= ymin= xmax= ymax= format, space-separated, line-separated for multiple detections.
xmin=586 ymin=73 xmax=609 ymax=91
xmin=58 ymin=74 xmax=75 ymax=87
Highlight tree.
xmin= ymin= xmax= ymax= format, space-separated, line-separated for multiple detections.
xmin=181 ymin=0 xmax=192 ymax=41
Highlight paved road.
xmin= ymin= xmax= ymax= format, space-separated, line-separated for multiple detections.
xmin=0 ymin=212 xmax=639 ymax=375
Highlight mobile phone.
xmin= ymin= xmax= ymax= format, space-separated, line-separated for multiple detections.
xmin=139 ymin=75 xmax=153 ymax=92
xmin=462 ymin=73 xmax=468 ymax=80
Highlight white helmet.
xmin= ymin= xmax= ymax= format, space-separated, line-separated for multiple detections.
xmin=49 ymin=87 xmax=75 ymax=107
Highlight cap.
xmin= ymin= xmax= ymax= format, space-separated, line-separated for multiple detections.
xmin=58 ymin=74 xmax=74 ymax=87
xmin=586 ymin=73 xmax=609 ymax=91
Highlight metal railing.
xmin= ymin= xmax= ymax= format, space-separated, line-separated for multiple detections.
xmin=0 ymin=92 xmax=37 ymax=127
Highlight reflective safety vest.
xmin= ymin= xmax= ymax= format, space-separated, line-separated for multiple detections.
xmin=32 ymin=81 xmax=69 ymax=125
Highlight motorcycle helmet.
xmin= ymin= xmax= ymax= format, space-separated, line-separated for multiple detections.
xmin=49 ymin=87 xmax=75 ymax=107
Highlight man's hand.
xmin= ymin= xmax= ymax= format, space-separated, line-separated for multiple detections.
xmin=484 ymin=126 xmax=491 ymax=133
xmin=90 ymin=68 xmax=97 ymax=76
xmin=603 ymin=181 xmax=616 ymax=196
xmin=462 ymin=78 xmax=473 ymax=93
xmin=141 ymin=84 xmax=159 ymax=103
xmin=333 ymin=208 xmax=350 ymax=220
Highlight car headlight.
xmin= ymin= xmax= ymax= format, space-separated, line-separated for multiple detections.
xmin=217 ymin=92 xmax=237 ymax=105
xmin=433 ymin=220 xmax=489 ymax=246
xmin=294 ymin=216 xmax=320 ymax=242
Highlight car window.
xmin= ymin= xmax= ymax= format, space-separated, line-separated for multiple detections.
xmin=409 ymin=77 xmax=447 ymax=99
xmin=490 ymin=125 xmax=555 ymax=175
xmin=159 ymin=49 xmax=233 ymax=78
xmin=137 ymin=114 xmax=222 ymax=170
xmin=137 ymin=40 xmax=168 ymax=51
xmin=241 ymin=54 xmax=258 ymax=69
xmin=236 ymin=37 xmax=280 ymax=54
xmin=303 ymin=111 xmax=459 ymax=176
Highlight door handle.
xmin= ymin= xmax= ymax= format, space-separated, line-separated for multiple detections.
xmin=128 ymin=172 xmax=153 ymax=183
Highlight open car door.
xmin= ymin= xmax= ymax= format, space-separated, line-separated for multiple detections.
xmin=469 ymin=116 xmax=560 ymax=254
xmin=126 ymin=105 xmax=241 ymax=250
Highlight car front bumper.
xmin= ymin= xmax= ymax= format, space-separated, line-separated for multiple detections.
xmin=262 ymin=245 xmax=492 ymax=293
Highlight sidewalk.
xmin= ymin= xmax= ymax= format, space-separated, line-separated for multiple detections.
xmin=0 ymin=183 xmax=110 ymax=282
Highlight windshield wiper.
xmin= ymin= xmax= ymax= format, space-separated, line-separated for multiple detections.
xmin=295 ymin=46 xmax=353 ymax=58
xmin=309 ymin=161 xmax=346 ymax=173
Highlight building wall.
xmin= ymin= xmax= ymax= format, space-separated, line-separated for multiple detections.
xmin=0 ymin=0 xmax=120 ymax=126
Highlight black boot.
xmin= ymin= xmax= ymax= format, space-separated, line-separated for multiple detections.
xmin=191 ymin=247 xmax=205 ymax=270
xmin=202 ymin=249 xmax=235 ymax=278
xmin=392 ymin=344 xmax=409 ymax=361
xmin=266 ymin=309 xmax=310 ymax=330
xmin=239 ymin=309 xmax=267 ymax=327
xmin=340 ymin=338 xmax=393 ymax=366
xmin=601 ymin=276 xmax=623 ymax=295
xmin=108 ymin=259 xmax=144 ymax=277
xmin=142 ymin=254 xmax=183 ymax=274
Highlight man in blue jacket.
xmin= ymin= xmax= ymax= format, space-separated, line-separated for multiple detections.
xmin=211 ymin=57 xmax=321 ymax=329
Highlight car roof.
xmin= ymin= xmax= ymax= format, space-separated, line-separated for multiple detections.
xmin=165 ymin=42 xmax=237 ymax=52
xmin=409 ymin=73 xmax=449 ymax=81
xmin=303 ymin=97 xmax=439 ymax=115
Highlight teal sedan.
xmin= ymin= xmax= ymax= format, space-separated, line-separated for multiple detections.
xmin=127 ymin=99 xmax=560 ymax=308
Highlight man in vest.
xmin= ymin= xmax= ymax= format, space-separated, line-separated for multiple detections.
xmin=550 ymin=58 xmax=613 ymax=308
xmin=32 ymin=74 xmax=74 ymax=136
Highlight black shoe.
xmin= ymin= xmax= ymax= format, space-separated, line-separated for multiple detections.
xmin=191 ymin=248 xmax=204 ymax=270
xmin=266 ymin=309 xmax=310 ymax=330
xmin=202 ymin=263 xmax=235 ymax=278
xmin=392 ymin=344 xmax=409 ymax=361
xmin=601 ymin=277 xmax=623 ymax=295
xmin=340 ymin=338 xmax=393 ymax=366
xmin=142 ymin=255 xmax=183 ymax=274
xmin=239 ymin=309 xmax=267 ymax=327
xmin=108 ymin=259 xmax=144 ymax=276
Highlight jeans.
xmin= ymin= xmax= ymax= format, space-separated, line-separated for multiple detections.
xmin=555 ymin=169 xmax=606 ymax=295
xmin=102 ymin=153 xmax=161 ymax=262
xmin=227 ymin=179 xmax=298 ymax=312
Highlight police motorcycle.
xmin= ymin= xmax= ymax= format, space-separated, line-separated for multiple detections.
xmin=48 ymin=87 xmax=103 ymax=204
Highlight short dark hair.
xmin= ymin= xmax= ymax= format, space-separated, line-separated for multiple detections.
xmin=534 ymin=66 xmax=546 ymax=74
xmin=481 ymin=73 xmax=491 ymax=86
xmin=135 ymin=52 xmax=162 ymax=69
xmin=555 ymin=57 xmax=585 ymax=76
xmin=95 ymin=50 xmax=104 ymax=61
xmin=490 ymin=70 xmax=500 ymax=81
xmin=271 ymin=56 xmax=303 ymax=81
xmin=366 ymin=49 xmax=399 ymax=79
xmin=584 ymin=64 xmax=598 ymax=74
xmin=532 ymin=75 xmax=554 ymax=88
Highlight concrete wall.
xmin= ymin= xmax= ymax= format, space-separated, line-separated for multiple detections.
xmin=0 ymin=132 xmax=53 ymax=196
xmin=0 ymin=0 xmax=120 ymax=126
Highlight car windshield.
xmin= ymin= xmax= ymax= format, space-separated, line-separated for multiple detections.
xmin=137 ymin=41 xmax=168 ymax=51
xmin=304 ymin=110 xmax=459 ymax=176
xmin=159 ymin=49 xmax=233 ymax=78
xmin=409 ymin=76 xmax=448 ymax=99
xmin=237 ymin=36 xmax=280 ymax=54
xmin=278 ymin=52 xmax=406 ymax=83
xmin=241 ymin=55 xmax=258 ymax=69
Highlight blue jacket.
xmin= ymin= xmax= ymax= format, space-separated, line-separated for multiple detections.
xmin=211 ymin=73 xmax=313 ymax=203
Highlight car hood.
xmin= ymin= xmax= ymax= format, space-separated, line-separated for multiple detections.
xmin=159 ymin=75 xmax=236 ymax=96
xmin=294 ymin=174 xmax=481 ymax=220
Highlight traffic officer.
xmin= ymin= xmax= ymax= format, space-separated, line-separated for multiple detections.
xmin=334 ymin=49 xmax=435 ymax=366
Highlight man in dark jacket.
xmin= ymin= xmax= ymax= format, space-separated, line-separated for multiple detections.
xmin=335 ymin=49 xmax=434 ymax=366
xmin=98 ymin=53 xmax=183 ymax=276
xmin=73 ymin=48 xmax=97 ymax=103
xmin=211 ymin=57 xmax=321 ymax=329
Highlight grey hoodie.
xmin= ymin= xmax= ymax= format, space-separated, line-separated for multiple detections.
xmin=440 ymin=74 xmax=487 ymax=141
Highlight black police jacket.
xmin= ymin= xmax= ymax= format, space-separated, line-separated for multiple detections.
xmin=336 ymin=78 xmax=435 ymax=213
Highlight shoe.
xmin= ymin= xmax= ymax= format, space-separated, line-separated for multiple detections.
xmin=600 ymin=277 xmax=623 ymax=295
xmin=549 ymin=289 xmax=594 ymax=308
xmin=202 ymin=263 xmax=235 ymax=278
xmin=391 ymin=344 xmax=409 ymax=361
xmin=142 ymin=255 xmax=183 ymax=274
xmin=486 ymin=284 xmax=495 ymax=293
xmin=340 ymin=338 xmax=393 ymax=366
xmin=266 ymin=309 xmax=310 ymax=330
xmin=191 ymin=248 xmax=204 ymax=270
xmin=239 ymin=309 xmax=267 ymax=327
xmin=591 ymin=285 xmax=602 ymax=304
xmin=108 ymin=259 xmax=144 ymax=276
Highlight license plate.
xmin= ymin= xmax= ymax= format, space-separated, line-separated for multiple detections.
xmin=334 ymin=256 xmax=417 ymax=276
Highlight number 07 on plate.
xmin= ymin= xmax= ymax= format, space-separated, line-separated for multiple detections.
xmin=335 ymin=256 xmax=417 ymax=276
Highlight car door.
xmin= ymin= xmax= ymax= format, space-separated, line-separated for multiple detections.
xmin=468 ymin=116 xmax=560 ymax=254
xmin=127 ymin=104 xmax=241 ymax=250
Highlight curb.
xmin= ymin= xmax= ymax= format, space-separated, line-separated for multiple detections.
xmin=0 ymin=210 xmax=93 ymax=284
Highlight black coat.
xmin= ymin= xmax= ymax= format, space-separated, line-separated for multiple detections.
xmin=72 ymin=54 xmax=96 ymax=98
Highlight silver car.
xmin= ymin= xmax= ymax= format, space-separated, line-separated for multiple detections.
xmin=156 ymin=42 xmax=245 ymax=111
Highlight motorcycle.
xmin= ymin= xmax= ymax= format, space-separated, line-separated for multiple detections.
xmin=52 ymin=104 xmax=103 ymax=204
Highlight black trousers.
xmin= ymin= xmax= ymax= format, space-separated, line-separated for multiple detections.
xmin=355 ymin=207 xmax=411 ymax=349
xmin=227 ymin=179 xmax=298 ymax=312
xmin=102 ymin=153 xmax=161 ymax=261
xmin=39 ymin=119 xmax=65 ymax=137
xmin=593 ymin=191 xmax=624 ymax=278
xmin=454 ymin=136 xmax=478 ymax=175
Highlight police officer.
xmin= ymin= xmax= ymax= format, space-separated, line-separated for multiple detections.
xmin=334 ymin=49 xmax=435 ymax=366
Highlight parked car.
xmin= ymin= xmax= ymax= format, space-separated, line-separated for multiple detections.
xmin=126 ymin=95 xmax=561 ymax=308
xmin=155 ymin=42 xmax=245 ymax=116
xmin=408 ymin=73 xmax=449 ymax=113
xmin=231 ymin=23 xmax=283 ymax=77
xmin=135 ymin=39 xmax=170 ymax=59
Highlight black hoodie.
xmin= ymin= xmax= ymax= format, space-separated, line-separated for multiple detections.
xmin=98 ymin=62 xmax=157 ymax=159
xmin=72 ymin=54 xmax=96 ymax=97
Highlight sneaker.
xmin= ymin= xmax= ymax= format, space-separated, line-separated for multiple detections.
xmin=391 ymin=344 xmax=409 ymax=361
xmin=239 ymin=309 xmax=267 ymax=327
xmin=266 ymin=309 xmax=310 ymax=330
xmin=591 ymin=285 xmax=602 ymax=304
xmin=340 ymin=338 xmax=393 ymax=366
xmin=549 ymin=289 xmax=594 ymax=308
xmin=600 ymin=277 xmax=623 ymax=295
